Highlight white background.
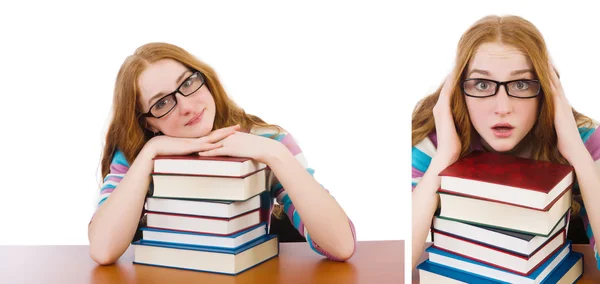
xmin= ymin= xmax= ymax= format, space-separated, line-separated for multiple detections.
xmin=0 ymin=1 xmax=405 ymax=245
xmin=1 ymin=1 xmax=599 ymax=282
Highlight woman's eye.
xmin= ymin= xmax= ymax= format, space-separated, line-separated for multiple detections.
xmin=475 ymin=81 xmax=490 ymax=90
xmin=155 ymin=97 xmax=170 ymax=109
xmin=514 ymin=81 xmax=530 ymax=90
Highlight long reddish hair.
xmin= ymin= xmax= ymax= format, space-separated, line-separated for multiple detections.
xmin=411 ymin=15 xmax=594 ymax=214
xmin=412 ymin=15 xmax=593 ymax=164
xmin=101 ymin=42 xmax=280 ymax=178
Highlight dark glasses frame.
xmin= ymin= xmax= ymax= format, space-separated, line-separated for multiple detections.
xmin=461 ymin=78 xmax=541 ymax=99
xmin=141 ymin=70 xmax=206 ymax=119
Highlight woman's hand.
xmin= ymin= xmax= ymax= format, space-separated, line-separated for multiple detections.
xmin=549 ymin=61 xmax=587 ymax=164
xmin=431 ymin=69 xmax=462 ymax=170
xmin=197 ymin=131 xmax=284 ymax=164
xmin=143 ymin=125 xmax=241 ymax=158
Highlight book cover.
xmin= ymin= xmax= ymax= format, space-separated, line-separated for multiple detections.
xmin=433 ymin=215 xmax=567 ymax=258
xmin=133 ymin=233 xmax=277 ymax=254
xmin=418 ymin=250 xmax=582 ymax=283
xmin=152 ymin=155 xmax=266 ymax=177
xmin=132 ymin=234 xmax=279 ymax=275
xmin=439 ymin=150 xmax=573 ymax=194
xmin=425 ymin=241 xmax=572 ymax=283
xmin=140 ymin=223 xmax=268 ymax=249
xmin=431 ymin=228 xmax=566 ymax=275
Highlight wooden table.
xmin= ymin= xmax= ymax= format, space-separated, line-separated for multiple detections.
xmin=0 ymin=240 xmax=404 ymax=284
xmin=412 ymin=244 xmax=600 ymax=283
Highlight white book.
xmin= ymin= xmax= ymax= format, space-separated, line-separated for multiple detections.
xmin=141 ymin=223 xmax=267 ymax=249
xmin=146 ymin=194 xmax=261 ymax=218
xmin=432 ymin=215 xmax=567 ymax=256
xmin=146 ymin=209 xmax=261 ymax=236
xmin=133 ymin=234 xmax=279 ymax=275
xmin=438 ymin=188 xmax=572 ymax=237
xmin=424 ymin=241 xmax=572 ymax=283
xmin=153 ymin=155 xmax=266 ymax=177
xmin=151 ymin=170 xmax=266 ymax=201
xmin=432 ymin=228 xmax=566 ymax=275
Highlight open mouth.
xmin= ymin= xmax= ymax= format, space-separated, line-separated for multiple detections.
xmin=491 ymin=123 xmax=514 ymax=137
xmin=492 ymin=126 xmax=514 ymax=132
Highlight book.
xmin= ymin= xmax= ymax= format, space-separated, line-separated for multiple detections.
xmin=432 ymin=215 xmax=568 ymax=257
xmin=153 ymin=155 xmax=266 ymax=177
xmin=422 ymin=241 xmax=572 ymax=283
xmin=141 ymin=222 xmax=268 ymax=249
xmin=151 ymin=170 xmax=266 ymax=201
xmin=438 ymin=189 xmax=571 ymax=237
xmin=417 ymin=250 xmax=583 ymax=283
xmin=133 ymin=234 xmax=279 ymax=275
xmin=146 ymin=194 xmax=261 ymax=218
xmin=431 ymin=228 xmax=566 ymax=275
xmin=146 ymin=209 xmax=260 ymax=235
xmin=438 ymin=151 xmax=574 ymax=210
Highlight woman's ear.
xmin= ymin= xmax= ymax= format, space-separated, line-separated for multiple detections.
xmin=142 ymin=118 xmax=160 ymax=134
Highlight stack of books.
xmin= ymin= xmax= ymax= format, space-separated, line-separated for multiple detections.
xmin=417 ymin=151 xmax=584 ymax=283
xmin=131 ymin=155 xmax=280 ymax=275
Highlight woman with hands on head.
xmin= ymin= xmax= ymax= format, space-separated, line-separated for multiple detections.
xmin=88 ymin=42 xmax=356 ymax=265
xmin=411 ymin=15 xmax=600 ymax=269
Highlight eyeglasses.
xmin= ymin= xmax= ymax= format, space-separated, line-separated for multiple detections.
xmin=142 ymin=71 xmax=206 ymax=119
xmin=461 ymin=78 xmax=541 ymax=99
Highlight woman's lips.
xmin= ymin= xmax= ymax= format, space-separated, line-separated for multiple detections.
xmin=491 ymin=123 xmax=514 ymax=138
xmin=185 ymin=110 xmax=204 ymax=126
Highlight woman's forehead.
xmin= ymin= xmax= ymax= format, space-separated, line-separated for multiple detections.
xmin=138 ymin=59 xmax=189 ymax=102
xmin=467 ymin=42 xmax=533 ymax=78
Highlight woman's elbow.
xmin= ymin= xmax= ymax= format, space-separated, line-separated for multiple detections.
xmin=331 ymin=240 xmax=356 ymax=261
xmin=88 ymin=231 xmax=123 ymax=266
xmin=89 ymin=243 xmax=120 ymax=265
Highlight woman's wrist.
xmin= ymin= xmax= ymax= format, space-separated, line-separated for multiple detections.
xmin=263 ymin=140 xmax=292 ymax=167
xmin=139 ymin=142 xmax=158 ymax=160
xmin=428 ymin=156 xmax=453 ymax=176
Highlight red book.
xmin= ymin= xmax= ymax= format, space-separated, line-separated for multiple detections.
xmin=438 ymin=151 xmax=574 ymax=210
xmin=153 ymin=155 xmax=266 ymax=178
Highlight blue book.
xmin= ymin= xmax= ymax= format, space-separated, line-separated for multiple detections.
xmin=419 ymin=241 xmax=573 ymax=283
xmin=417 ymin=250 xmax=583 ymax=283
xmin=132 ymin=234 xmax=279 ymax=275
xmin=140 ymin=222 xmax=267 ymax=249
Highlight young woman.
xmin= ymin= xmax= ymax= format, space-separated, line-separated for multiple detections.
xmin=88 ymin=42 xmax=356 ymax=265
xmin=411 ymin=15 xmax=600 ymax=269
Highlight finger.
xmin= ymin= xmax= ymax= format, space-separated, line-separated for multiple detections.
xmin=221 ymin=124 xmax=241 ymax=131
xmin=547 ymin=60 xmax=569 ymax=103
xmin=211 ymin=124 xmax=240 ymax=135
xmin=547 ymin=59 xmax=561 ymax=90
xmin=441 ymin=68 xmax=458 ymax=96
xmin=198 ymin=146 xmax=227 ymax=157
xmin=203 ymin=128 xmax=237 ymax=143
xmin=196 ymin=142 xmax=223 ymax=152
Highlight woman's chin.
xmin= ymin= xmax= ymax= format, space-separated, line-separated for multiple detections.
xmin=485 ymin=139 xmax=518 ymax=154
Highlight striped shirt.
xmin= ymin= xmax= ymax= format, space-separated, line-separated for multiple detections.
xmin=97 ymin=128 xmax=357 ymax=261
xmin=412 ymin=123 xmax=600 ymax=270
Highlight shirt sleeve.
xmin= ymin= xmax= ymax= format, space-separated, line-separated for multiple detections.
xmin=91 ymin=149 xmax=147 ymax=242
xmin=262 ymin=131 xmax=357 ymax=261
xmin=577 ymin=125 xmax=600 ymax=270
xmin=412 ymin=132 xmax=438 ymax=191
xmin=97 ymin=150 xmax=130 ymax=208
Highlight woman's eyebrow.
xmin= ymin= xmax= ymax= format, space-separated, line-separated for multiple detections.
xmin=148 ymin=70 xmax=191 ymax=104
xmin=467 ymin=69 xmax=534 ymax=77
xmin=510 ymin=69 xmax=534 ymax=76
xmin=468 ymin=69 xmax=490 ymax=76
